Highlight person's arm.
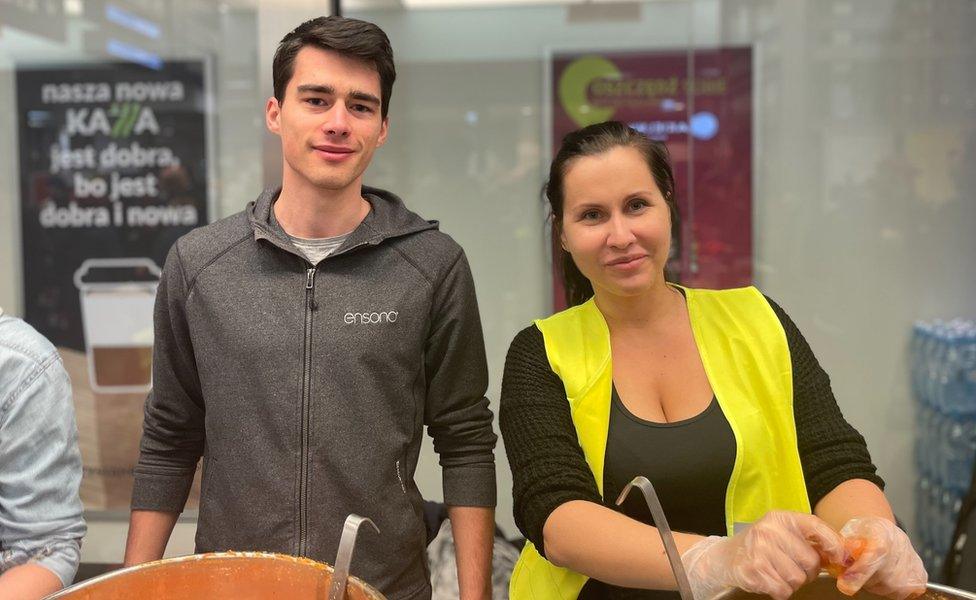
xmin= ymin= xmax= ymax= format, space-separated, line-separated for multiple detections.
xmin=544 ymin=503 xmax=845 ymax=599
xmin=123 ymin=510 xmax=180 ymax=566
xmin=815 ymin=479 xmax=895 ymax=530
xmin=764 ymin=294 xmax=887 ymax=511
xmin=126 ymin=243 xmax=206 ymax=564
xmin=0 ymin=564 xmax=63 ymax=600
xmin=423 ymin=248 xmax=497 ymax=599
xmin=447 ymin=506 xmax=494 ymax=600
xmin=545 ymin=500 xmax=703 ymax=588
xmin=766 ymin=295 xmax=926 ymax=598
xmin=0 ymin=342 xmax=85 ymax=598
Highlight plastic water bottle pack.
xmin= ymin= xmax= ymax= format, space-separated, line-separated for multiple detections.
xmin=911 ymin=318 xmax=976 ymax=577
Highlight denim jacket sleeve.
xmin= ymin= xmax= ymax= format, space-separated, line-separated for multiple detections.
xmin=0 ymin=315 xmax=87 ymax=587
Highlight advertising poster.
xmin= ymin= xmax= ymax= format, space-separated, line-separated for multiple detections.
xmin=550 ymin=47 xmax=752 ymax=310
xmin=16 ymin=61 xmax=208 ymax=510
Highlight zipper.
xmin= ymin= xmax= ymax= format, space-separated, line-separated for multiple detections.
xmin=299 ymin=265 xmax=316 ymax=556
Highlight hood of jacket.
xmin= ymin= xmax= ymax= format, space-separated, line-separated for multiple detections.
xmin=246 ymin=185 xmax=438 ymax=258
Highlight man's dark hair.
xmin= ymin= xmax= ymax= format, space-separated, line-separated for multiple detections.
xmin=273 ymin=16 xmax=396 ymax=119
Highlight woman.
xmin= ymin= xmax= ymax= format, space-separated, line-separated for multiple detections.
xmin=499 ymin=121 xmax=926 ymax=600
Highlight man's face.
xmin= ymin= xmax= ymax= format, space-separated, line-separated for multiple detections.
xmin=266 ymin=46 xmax=388 ymax=194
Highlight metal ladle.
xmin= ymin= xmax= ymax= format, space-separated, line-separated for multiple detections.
xmin=328 ymin=514 xmax=380 ymax=600
xmin=617 ymin=476 xmax=695 ymax=600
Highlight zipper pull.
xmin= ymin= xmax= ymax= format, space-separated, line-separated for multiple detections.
xmin=305 ymin=267 xmax=316 ymax=290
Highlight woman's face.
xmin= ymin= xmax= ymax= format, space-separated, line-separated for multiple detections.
xmin=560 ymin=145 xmax=672 ymax=299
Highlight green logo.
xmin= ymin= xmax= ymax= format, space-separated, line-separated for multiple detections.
xmin=109 ymin=102 xmax=142 ymax=138
xmin=558 ymin=56 xmax=620 ymax=127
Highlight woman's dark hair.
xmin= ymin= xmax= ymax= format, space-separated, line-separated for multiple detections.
xmin=545 ymin=120 xmax=680 ymax=307
xmin=273 ymin=16 xmax=396 ymax=119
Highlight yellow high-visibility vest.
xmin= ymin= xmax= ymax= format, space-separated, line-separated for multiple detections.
xmin=509 ymin=286 xmax=811 ymax=600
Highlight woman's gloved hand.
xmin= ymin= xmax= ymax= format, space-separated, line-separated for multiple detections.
xmin=681 ymin=511 xmax=847 ymax=600
xmin=834 ymin=517 xmax=927 ymax=600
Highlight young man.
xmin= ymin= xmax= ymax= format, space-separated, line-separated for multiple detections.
xmin=123 ymin=17 xmax=497 ymax=600
xmin=0 ymin=309 xmax=86 ymax=600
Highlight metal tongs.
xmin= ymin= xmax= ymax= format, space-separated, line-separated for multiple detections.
xmin=616 ymin=476 xmax=695 ymax=600
xmin=328 ymin=514 xmax=380 ymax=600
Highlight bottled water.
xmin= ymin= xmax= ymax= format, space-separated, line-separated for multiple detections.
xmin=946 ymin=418 xmax=976 ymax=492
xmin=912 ymin=318 xmax=976 ymax=578
xmin=916 ymin=477 xmax=932 ymax=547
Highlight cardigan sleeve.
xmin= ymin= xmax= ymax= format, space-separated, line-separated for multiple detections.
xmin=499 ymin=325 xmax=603 ymax=556
xmin=763 ymin=295 xmax=886 ymax=509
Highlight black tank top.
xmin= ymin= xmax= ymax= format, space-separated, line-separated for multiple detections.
xmin=578 ymin=386 xmax=737 ymax=600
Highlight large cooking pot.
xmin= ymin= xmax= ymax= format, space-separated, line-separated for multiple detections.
xmin=43 ymin=552 xmax=386 ymax=600
xmin=715 ymin=575 xmax=976 ymax=600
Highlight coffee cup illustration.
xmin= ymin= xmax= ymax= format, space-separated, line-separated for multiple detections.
xmin=73 ymin=258 xmax=162 ymax=394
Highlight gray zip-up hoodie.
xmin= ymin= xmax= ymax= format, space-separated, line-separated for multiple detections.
xmin=131 ymin=186 xmax=497 ymax=600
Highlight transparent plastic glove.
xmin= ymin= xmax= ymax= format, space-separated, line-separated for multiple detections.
xmin=834 ymin=517 xmax=927 ymax=600
xmin=680 ymin=511 xmax=847 ymax=600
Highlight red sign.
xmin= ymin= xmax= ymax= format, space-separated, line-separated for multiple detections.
xmin=551 ymin=48 xmax=752 ymax=310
